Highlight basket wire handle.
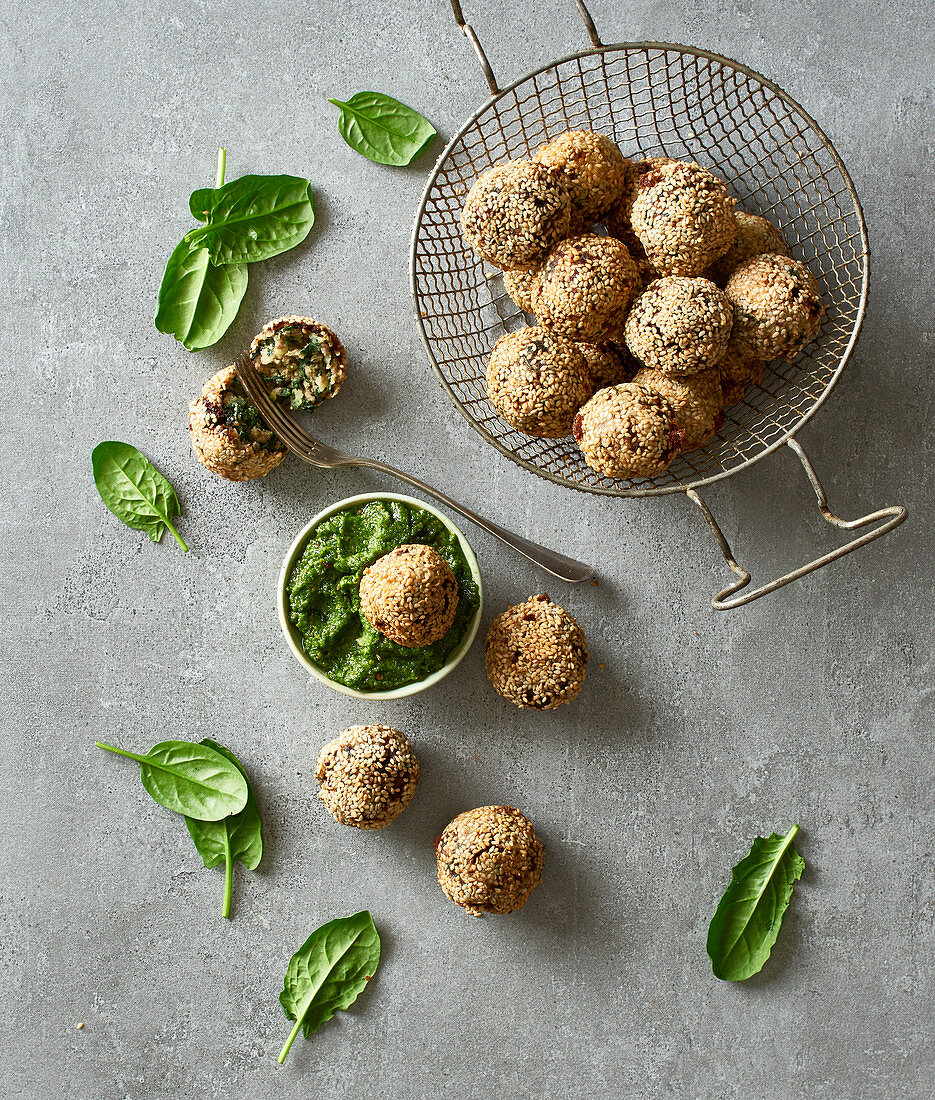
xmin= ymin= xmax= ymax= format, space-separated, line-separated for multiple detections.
xmin=450 ymin=0 xmax=602 ymax=95
xmin=687 ymin=439 xmax=907 ymax=610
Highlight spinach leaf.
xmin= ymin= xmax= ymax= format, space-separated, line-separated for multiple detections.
xmin=95 ymin=739 xmax=248 ymax=821
xmin=91 ymin=441 xmax=188 ymax=551
xmin=328 ymin=91 xmax=436 ymax=166
xmin=183 ymin=739 xmax=263 ymax=919
xmin=155 ymin=238 xmax=248 ymax=351
xmin=707 ymin=824 xmax=805 ymax=981
xmin=277 ymin=910 xmax=381 ymax=1064
xmin=183 ymin=175 xmax=315 ymax=266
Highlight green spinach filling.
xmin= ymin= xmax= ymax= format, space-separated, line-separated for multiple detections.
xmin=286 ymin=500 xmax=479 ymax=690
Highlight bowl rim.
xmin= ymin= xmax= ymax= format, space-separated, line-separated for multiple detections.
xmin=276 ymin=491 xmax=484 ymax=700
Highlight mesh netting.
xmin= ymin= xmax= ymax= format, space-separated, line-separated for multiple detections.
xmin=412 ymin=44 xmax=867 ymax=497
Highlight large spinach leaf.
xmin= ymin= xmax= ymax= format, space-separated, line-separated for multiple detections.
xmin=184 ymin=174 xmax=315 ymax=266
xmin=329 ymin=91 xmax=436 ymax=166
xmin=183 ymin=739 xmax=263 ymax=919
xmin=707 ymin=824 xmax=805 ymax=981
xmin=95 ymin=739 xmax=248 ymax=821
xmin=277 ymin=910 xmax=381 ymax=1064
xmin=154 ymin=238 xmax=248 ymax=351
xmin=92 ymin=441 xmax=188 ymax=551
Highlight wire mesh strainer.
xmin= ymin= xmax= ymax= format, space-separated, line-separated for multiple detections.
xmin=411 ymin=0 xmax=906 ymax=607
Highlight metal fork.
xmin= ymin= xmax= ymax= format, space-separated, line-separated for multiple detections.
xmin=233 ymin=350 xmax=594 ymax=583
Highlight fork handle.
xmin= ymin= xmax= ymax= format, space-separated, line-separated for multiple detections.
xmin=354 ymin=459 xmax=595 ymax=583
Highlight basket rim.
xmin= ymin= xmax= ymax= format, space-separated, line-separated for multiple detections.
xmin=410 ymin=38 xmax=870 ymax=498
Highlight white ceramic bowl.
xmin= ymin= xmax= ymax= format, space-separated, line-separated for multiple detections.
xmin=277 ymin=492 xmax=483 ymax=700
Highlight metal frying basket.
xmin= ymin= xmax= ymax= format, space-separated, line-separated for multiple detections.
xmin=410 ymin=0 xmax=906 ymax=608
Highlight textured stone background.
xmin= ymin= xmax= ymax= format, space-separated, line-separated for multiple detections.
xmin=1 ymin=1 xmax=932 ymax=1097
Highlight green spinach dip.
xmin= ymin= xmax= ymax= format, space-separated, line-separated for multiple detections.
xmin=286 ymin=499 xmax=480 ymax=691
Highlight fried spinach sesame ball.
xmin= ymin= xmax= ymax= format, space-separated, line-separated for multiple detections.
xmin=485 ymin=593 xmax=588 ymax=710
xmin=719 ymin=336 xmax=766 ymax=406
xmin=249 ymin=315 xmax=347 ymax=411
xmin=359 ymin=544 xmax=459 ymax=648
xmin=533 ymin=129 xmax=629 ymax=232
xmin=726 ymin=253 xmax=824 ymax=361
xmin=461 ymin=159 xmax=572 ymax=270
xmin=706 ymin=211 xmax=790 ymax=286
xmin=633 ymin=367 xmax=723 ymax=451
xmin=630 ymin=160 xmax=737 ymax=277
xmin=503 ymin=266 xmax=542 ymax=314
xmin=188 ymin=366 xmax=286 ymax=482
xmin=573 ymin=382 xmax=681 ymax=478
xmin=486 ymin=326 xmax=594 ymax=438
xmin=624 ymin=276 xmax=734 ymax=376
xmin=535 ymin=234 xmax=641 ymax=343
xmin=316 ymin=725 xmax=419 ymax=830
xmin=605 ymin=157 xmax=675 ymax=261
xmin=578 ymin=341 xmax=639 ymax=390
xmin=435 ymin=805 xmax=544 ymax=916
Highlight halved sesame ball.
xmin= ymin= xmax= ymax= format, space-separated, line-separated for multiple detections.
xmin=359 ymin=544 xmax=458 ymax=648
xmin=485 ymin=594 xmax=588 ymax=710
xmin=725 ymin=253 xmax=824 ymax=361
xmin=316 ymin=725 xmax=419 ymax=830
xmin=630 ymin=160 xmax=737 ymax=276
xmin=625 ymin=276 xmax=733 ymax=376
xmin=461 ymin=159 xmax=572 ymax=270
xmin=250 ymin=315 xmax=347 ymax=411
xmin=633 ymin=367 xmax=723 ymax=451
xmin=188 ymin=366 xmax=286 ymax=482
xmin=485 ymin=326 xmax=594 ymax=438
xmin=435 ymin=805 xmax=544 ymax=915
xmin=533 ymin=129 xmax=629 ymax=231
xmin=535 ymin=234 xmax=642 ymax=343
xmin=573 ymin=382 xmax=681 ymax=478
xmin=706 ymin=211 xmax=790 ymax=286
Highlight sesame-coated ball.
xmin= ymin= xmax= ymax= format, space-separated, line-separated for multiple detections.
xmin=726 ymin=253 xmax=824 ymax=361
xmin=484 ymin=593 xmax=588 ymax=710
xmin=706 ymin=211 xmax=790 ymax=285
xmin=435 ymin=805 xmax=544 ymax=916
xmin=625 ymin=276 xmax=733 ymax=375
xmin=316 ymin=725 xmax=419 ymax=830
xmin=535 ymin=234 xmax=641 ymax=343
xmin=630 ymin=160 xmax=736 ymax=276
xmin=188 ymin=366 xmax=286 ymax=482
xmin=461 ymin=159 xmax=572 ymax=270
xmin=573 ymin=382 xmax=680 ymax=478
xmin=503 ymin=266 xmax=542 ymax=314
xmin=633 ymin=367 xmax=723 ymax=451
xmin=719 ymin=337 xmax=765 ymax=406
xmin=359 ymin=544 xmax=458 ymax=648
xmin=249 ymin=315 xmax=346 ymax=410
xmin=486 ymin=326 xmax=594 ymax=438
xmin=578 ymin=341 xmax=639 ymax=390
xmin=533 ymin=129 xmax=629 ymax=231
xmin=605 ymin=157 xmax=676 ymax=258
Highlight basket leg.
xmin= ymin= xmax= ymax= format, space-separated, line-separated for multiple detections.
xmin=686 ymin=439 xmax=908 ymax=610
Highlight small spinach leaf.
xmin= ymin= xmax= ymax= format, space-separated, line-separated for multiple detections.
xmin=183 ymin=175 xmax=315 ymax=266
xmin=328 ymin=91 xmax=436 ymax=166
xmin=155 ymin=238 xmax=248 ymax=351
xmin=277 ymin=910 xmax=381 ymax=1064
xmin=92 ymin=441 xmax=188 ymax=551
xmin=707 ymin=824 xmax=805 ymax=981
xmin=95 ymin=739 xmax=248 ymax=821
xmin=184 ymin=739 xmax=263 ymax=919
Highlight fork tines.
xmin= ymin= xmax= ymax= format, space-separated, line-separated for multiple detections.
xmin=232 ymin=350 xmax=318 ymax=460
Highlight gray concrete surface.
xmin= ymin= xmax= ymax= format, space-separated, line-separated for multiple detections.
xmin=1 ymin=1 xmax=932 ymax=1097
